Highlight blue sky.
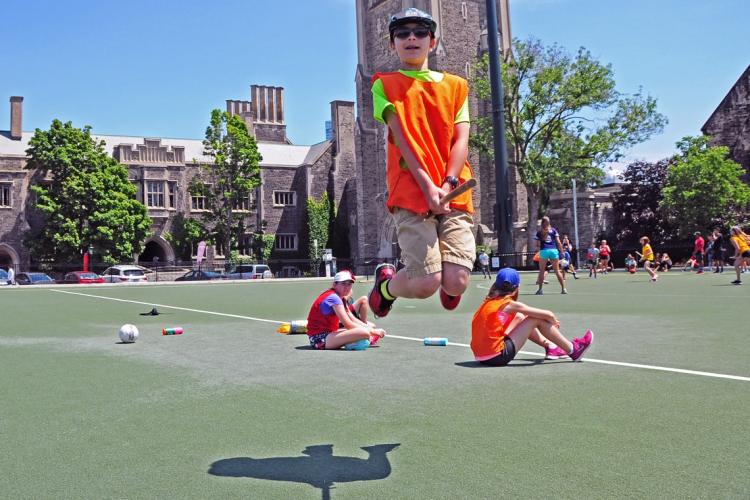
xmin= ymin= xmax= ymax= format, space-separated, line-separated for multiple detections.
xmin=2 ymin=0 xmax=748 ymax=168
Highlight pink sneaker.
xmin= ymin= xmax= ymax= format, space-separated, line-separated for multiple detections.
xmin=569 ymin=330 xmax=593 ymax=361
xmin=545 ymin=345 xmax=569 ymax=360
xmin=369 ymin=331 xmax=384 ymax=346
xmin=439 ymin=288 xmax=461 ymax=310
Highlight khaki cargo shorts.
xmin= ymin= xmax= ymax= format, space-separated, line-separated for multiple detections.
xmin=392 ymin=208 xmax=476 ymax=278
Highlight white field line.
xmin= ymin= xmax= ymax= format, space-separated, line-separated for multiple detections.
xmin=474 ymin=283 xmax=749 ymax=298
xmin=52 ymin=289 xmax=750 ymax=383
xmin=51 ymin=289 xmax=283 ymax=324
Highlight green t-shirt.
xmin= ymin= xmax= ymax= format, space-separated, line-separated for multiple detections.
xmin=372 ymin=70 xmax=470 ymax=125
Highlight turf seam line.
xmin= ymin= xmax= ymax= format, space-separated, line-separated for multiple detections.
xmin=51 ymin=290 xmax=750 ymax=383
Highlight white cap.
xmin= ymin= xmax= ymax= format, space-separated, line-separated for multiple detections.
xmin=333 ymin=270 xmax=356 ymax=283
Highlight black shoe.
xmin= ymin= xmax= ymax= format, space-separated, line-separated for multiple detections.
xmin=731 ymin=280 xmax=742 ymax=285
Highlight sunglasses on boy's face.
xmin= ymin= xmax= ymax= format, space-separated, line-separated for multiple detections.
xmin=392 ymin=27 xmax=431 ymax=40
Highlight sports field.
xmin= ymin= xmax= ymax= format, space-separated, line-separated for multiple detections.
xmin=1 ymin=270 xmax=749 ymax=499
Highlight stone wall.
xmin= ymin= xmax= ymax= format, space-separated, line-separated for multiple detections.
xmin=702 ymin=65 xmax=750 ymax=180
xmin=547 ymin=183 xmax=621 ymax=251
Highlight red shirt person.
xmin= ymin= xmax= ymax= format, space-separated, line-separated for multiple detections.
xmin=693 ymin=232 xmax=705 ymax=274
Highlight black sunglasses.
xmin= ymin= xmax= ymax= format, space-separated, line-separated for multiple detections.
xmin=392 ymin=27 xmax=431 ymax=40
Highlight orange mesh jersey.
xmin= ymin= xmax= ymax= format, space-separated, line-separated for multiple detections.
xmin=372 ymin=71 xmax=474 ymax=215
xmin=471 ymin=295 xmax=516 ymax=360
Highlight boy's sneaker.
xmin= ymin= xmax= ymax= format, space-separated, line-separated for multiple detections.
xmin=731 ymin=279 xmax=742 ymax=285
xmin=535 ymin=289 xmax=543 ymax=295
xmin=561 ymin=288 xmax=568 ymax=294
xmin=569 ymin=330 xmax=594 ymax=361
xmin=439 ymin=288 xmax=461 ymax=310
xmin=545 ymin=345 xmax=569 ymax=360
xmin=368 ymin=263 xmax=396 ymax=318
xmin=651 ymin=274 xmax=659 ymax=282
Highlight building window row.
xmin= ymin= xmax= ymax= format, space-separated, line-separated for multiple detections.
xmin=145 ymin=180 xmax=177 ymax=209
xmin=0 ymin=183 xmax=11 ymax=208
xmin=273 ymin=190 xmax=295 ymax=206
xmin=275 ymin=233 xmax=297 ymax=251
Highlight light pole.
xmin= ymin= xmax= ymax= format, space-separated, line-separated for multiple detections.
xmin=485 ymin=0 xmax=514 ymax=267
xmin=572 ymin=178 xmax=580 ymax=268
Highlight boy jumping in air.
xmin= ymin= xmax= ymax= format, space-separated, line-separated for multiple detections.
xmin=368 ymin=8 xmax=476 ymax=317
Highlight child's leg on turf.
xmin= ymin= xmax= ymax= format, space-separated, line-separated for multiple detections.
xmin=505 ymin=317 xmax=574 ymax=353
xmin=551 ymin=260 xmax=565 ymax=289
xmin=645 ymin=261 xmax=656 ymax=278
xmin=352 ymin=296 xmax=370 ymax=323
xmin=324 ymin=327 xmax=372 ymax=350
xmin=536 ymin=259 xmax=548 ymax=289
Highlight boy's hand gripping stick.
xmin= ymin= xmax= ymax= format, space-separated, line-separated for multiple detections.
xmin=438 ymin=178 xmax=477 ymax=205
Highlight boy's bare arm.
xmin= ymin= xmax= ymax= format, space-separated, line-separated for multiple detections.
xmin=384 ymin=109 xmax=449 ymax=214
xmin=505 ymin=301 xmax=559 ymax=326
xmin=442 ymin=122 xmax=469 ymax=188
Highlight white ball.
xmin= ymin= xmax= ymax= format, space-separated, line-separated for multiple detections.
xmin=560 ymin=259 xmax=569 ymax=268
xmin=119 ymin=324 xmax=139 ymax=343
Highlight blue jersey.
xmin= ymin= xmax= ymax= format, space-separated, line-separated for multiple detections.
xmin=535 ymin=228 xmax=559 ymax=250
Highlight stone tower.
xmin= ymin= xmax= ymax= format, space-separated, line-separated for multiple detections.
xmin=353 ymin=0 xmax=526 ymax=269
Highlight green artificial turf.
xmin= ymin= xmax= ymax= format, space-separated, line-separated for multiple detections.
xmin=1 ymin=271 xmax=748 ymax=498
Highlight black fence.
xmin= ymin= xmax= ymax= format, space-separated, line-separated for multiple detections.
xmin=7 ymin=244 xmax=722 ymax=283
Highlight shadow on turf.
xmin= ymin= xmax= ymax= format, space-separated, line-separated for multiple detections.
xmin=209 ymin=443 xmax=400 ymax=500
xmin=455 ymin=358 xmax=546 ymax=368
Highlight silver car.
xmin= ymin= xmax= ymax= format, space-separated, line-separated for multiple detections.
xmin=101 ymin=265 xmax=148 ymax=283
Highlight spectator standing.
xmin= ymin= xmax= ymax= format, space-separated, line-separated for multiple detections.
xmin=599 ymin=240 xmax=612 ymax=273
xmin=693 ymin=231 xmax=705 ymax=274
xmin=478 ymin=250 xmax=491 ymax=279
xmin=712 ymin=228 xmax=726 ymax=273
xmin=6 ymin=266 xmax=14 ymax=286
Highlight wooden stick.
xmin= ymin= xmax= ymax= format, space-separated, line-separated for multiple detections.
xmin=439 ymin=178 xmax=477 ymax=205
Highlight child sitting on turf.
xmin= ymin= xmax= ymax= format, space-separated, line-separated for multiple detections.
xmin=306 ymin=271 xmax=386 ymax=350
xmin=624 ymin=254 xmax=637 ymax=273
xmin=470 ymin=268 xmax=593 ymax=366
xmin=367 ymin=7 xmax=476 ymax=318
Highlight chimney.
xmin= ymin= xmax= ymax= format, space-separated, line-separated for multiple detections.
xmin=10 ymin=96 xmax=23 ymax=140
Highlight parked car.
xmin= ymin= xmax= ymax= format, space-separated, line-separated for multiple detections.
xmin=225 ymin=264 xmax=273 ymax=280
xmin=175 ymin=270 xmax=223 ymax=281
xmin=0 ymin=269 xmax=8 ymax=285
xmin=101 ymin=265 xmax=148 ymax=283
xmin=16 ymin=272 xmax=56 ymax=285
xmin=63 ymin=271 xmax=105 ymax=284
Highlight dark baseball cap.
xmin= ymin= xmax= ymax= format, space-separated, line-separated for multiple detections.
xmin=388 ymin=8 xmax=437 ymax=35
xmin=495 ymin=267 xmax=520 ymax=292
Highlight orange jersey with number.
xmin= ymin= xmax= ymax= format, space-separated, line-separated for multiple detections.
xmin=373 ymin=71 xmax=474 ymax=215
xmin=471 ymin=295 xmax=516 ymax=360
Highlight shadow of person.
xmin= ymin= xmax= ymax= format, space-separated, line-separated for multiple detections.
xmin=454 ymin=358 xmax=545 ymax=368
xmin=208 ymin=443 xmax=400 ymax=500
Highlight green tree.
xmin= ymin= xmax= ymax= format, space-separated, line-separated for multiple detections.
xmin=661 ymin=136 xmax=750 ymax=236
xmin=164 ymin=214 xmax=206 ymax=261
xmin=472 ymin=38 xmax=667 ymax=250
xmin=307 ymin=193 xmax=331 ymax=276
xmin=254 ymin=233 xmax=276 ymax=262
xmin=190 ymin=109 xmax=262 ymax=258
xmin=24 ymin=119 xmax=151 ymax=264
xmin=610 ymin=158 xmax=676 ymax=249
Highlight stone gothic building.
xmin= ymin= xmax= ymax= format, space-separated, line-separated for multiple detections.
xmin=702 ymin=64 xmax=750 ymax=181
xmin=0 ymin=90 xmax=357 ymax=274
